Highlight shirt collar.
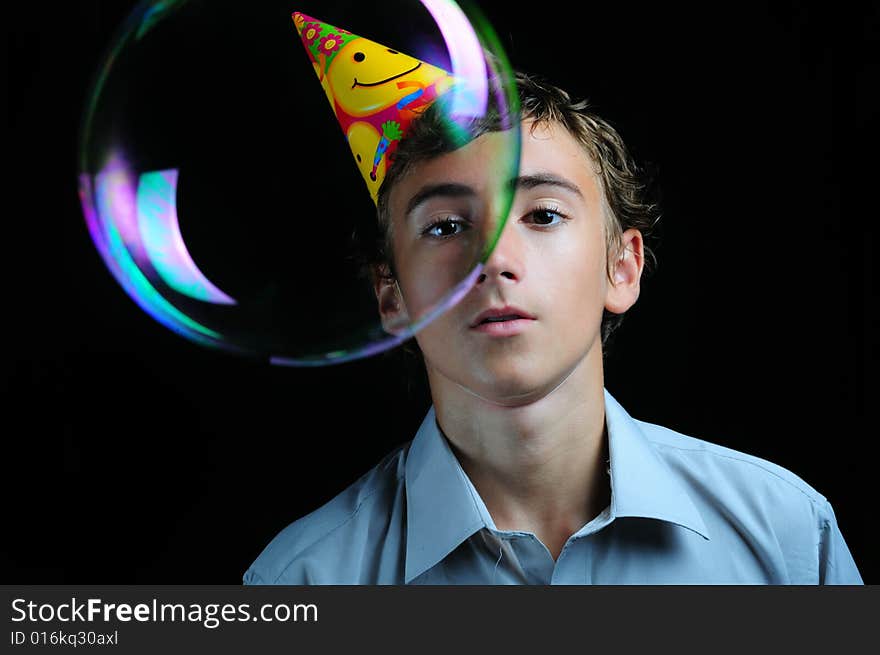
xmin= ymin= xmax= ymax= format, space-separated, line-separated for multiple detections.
xmin=404 ymin=388 xmax=710 ymax=583
xmin=602 ymin=389 xmax=711 ymax=542
xmin=404 ymin=406 xmax=486 ymax=583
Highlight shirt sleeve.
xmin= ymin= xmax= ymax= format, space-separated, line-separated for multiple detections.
xmin=242 ymin=567 xmax=267 ymax=585
xmin=817 ymin=499 xmax=863 ymax=585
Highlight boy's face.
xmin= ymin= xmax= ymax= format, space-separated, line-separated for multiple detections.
xmin=377 ymin=120 xmax=635 ymax=405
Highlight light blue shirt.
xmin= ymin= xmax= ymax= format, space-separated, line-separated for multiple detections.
xmin=244 ymin=389 xmax=863 ymax=584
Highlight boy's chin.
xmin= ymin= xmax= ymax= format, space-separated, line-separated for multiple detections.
xmin=426 ymin=353 xmax=580 ymax=407
xmin=461 ymin=368 xmax=568 ymax=408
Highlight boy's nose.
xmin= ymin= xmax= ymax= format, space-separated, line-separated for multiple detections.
xmin=476 ymin=224 xmax=523 ymax=285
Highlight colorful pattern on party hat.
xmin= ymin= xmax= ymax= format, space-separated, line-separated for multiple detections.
xmin=292 ymin=11 xmax=456 ymax=203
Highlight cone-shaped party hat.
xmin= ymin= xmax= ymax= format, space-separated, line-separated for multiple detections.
xmin=292 ymin=11 xmax=456 ymax=203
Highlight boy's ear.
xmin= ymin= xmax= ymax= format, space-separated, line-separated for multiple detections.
xmin=604 ymin=228 xmax=645 ymax=315
xmin=372 ymin=263 xmax=410 ymax=335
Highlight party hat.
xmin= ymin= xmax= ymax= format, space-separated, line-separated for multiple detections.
xmin=292 ymin=11 xmax=456 ymax=203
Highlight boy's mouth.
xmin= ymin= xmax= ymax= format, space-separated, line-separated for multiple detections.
xmin=482 ymin=315 xmax=521 ymax=323
xmin=470 ymin=305 xmax=536 ymax=328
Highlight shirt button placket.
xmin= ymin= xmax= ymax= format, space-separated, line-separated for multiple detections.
xmin=514 ymin=535 xmax=554 ymax=584
xmin=550 ymin=537 xmax=589 ymax=585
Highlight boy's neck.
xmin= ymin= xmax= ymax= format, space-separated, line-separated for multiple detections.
xmin=426 ymin=345 xmax=609 ymax=560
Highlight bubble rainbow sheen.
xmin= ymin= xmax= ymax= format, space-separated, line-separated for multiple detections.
xmin=78 ymin=158 xmax=235 ymax=351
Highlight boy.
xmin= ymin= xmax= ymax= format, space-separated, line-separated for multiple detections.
xmin=244 ymin=18 xmax=863 ymax=584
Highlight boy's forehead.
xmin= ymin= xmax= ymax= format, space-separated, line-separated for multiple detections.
xmin=520 ymin=119 xmax=598 ymax=178
xmin=404 ymin=129 xmax=512 ymax=189
xmin=391 ymin=119 xmax=600 ymax=209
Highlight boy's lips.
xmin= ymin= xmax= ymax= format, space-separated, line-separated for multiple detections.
xmin=469 ymin=305 xmax=536 ymax=329
xmin=470 ymin=318 xmax=535 ymax=336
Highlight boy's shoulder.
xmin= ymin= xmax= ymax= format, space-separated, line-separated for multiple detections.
xmin=631 ymin=417 xmax=863 ymax=583
xmin=243 ymin=443 xmax=410 ymax=585
xmin=635 ymin=416 xmax=830 ymax=511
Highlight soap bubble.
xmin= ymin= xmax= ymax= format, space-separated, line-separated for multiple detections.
xmin=78 ymin=0 xmax=520 ymax=366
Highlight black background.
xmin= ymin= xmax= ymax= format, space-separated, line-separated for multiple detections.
xmin=5 ymin=1 xmax=877 ymax=583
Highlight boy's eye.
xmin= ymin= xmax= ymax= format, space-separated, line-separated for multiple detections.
xmin=424 ymin=218 xmax=466 ymax=239
xmin=528 ymin=208 xmax=565 ymax=226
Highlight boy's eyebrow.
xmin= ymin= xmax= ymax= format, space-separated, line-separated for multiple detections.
xmin=513 ymin=173 xmax=584 ymax=199
xmin=406 ymin=183 xmax=476 ymax=217
xmin=405 ymin=173 xmax=582 ymax=217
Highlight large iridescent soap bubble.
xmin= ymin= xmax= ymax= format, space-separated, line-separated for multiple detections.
xmin=78 ymin=0 xmax=520 ymax=366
